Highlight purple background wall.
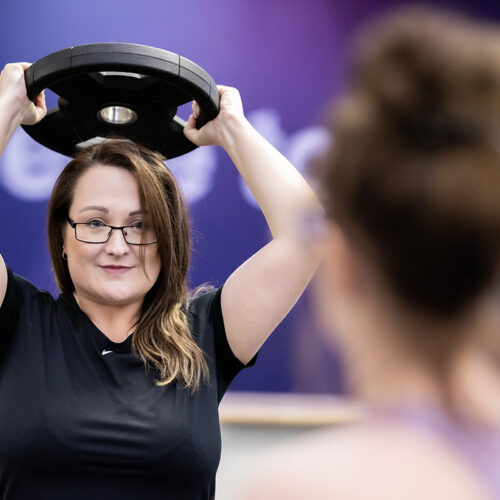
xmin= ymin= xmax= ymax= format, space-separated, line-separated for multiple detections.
xmin=1 ymin=0 xmax=499 ymax=393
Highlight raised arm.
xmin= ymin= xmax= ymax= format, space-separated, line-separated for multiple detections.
xmin=0 ymin=63 xmax=46 ymax=307
xmin=184 ymin=86 xmax=323 ymax=364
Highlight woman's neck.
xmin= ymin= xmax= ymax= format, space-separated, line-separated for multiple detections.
xmin=73 ymin=292 xmax=141 ymax=343
xmin=344 ymin=297 xmax=500 ymax=426
xmin=345 ymin=341 xmax=444 ymax=411
xmin=451 ymin=339 xmax=500 ymax=427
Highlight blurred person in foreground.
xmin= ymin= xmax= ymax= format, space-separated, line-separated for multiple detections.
xmin=242 ymin=7 xmax=500 ymax=500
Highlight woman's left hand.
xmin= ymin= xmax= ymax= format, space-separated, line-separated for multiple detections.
xmin=183 ymin=85 xmax=246 ymax=147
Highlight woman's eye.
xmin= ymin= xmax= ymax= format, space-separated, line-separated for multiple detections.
xmin=88 ymin=220 xmax=105 ymax=229
xmin=131 ymin=221 xmax=144 ymax=230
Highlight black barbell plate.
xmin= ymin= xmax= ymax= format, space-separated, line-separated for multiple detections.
xmin=26 ymin=49 xmax=72 ymax=100
xmin=22 ymin=43 xmax=219 ymax=159
xmin=49 ymin=73 xmax=184 ymax=106
xmin=48 ymin=73 xmax=106 ymax=102
xmin=26 ymin=108 xmax=84 ymax=157
xmin=28 ymin=43 xmax=216 ymax=106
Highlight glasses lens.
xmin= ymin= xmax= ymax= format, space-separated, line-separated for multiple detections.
xmin=123 ymin=224 xmax=157 ymax=245
xmin=75 ymin=223 xmax=110 ymax=243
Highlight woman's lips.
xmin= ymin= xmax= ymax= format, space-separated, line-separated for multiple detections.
xmin=100 ymin=265 xmax=132 ymax=274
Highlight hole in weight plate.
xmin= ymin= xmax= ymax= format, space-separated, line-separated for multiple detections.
xmin=97 ymin=106 xmax=138 ymax=126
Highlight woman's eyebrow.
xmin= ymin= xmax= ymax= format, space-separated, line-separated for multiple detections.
xmin=78 ymin=205 xmax=146 ymax=217
xmin=79 ymin=206 xmax=108 ymax=213
xmin=78 ymin=207 xmax=145 ymax=215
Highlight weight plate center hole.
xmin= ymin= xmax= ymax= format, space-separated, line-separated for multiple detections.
xmin=97 ymin=106 xmax=138 ymax=126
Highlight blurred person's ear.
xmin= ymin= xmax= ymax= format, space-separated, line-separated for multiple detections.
xmin=324 ymin=222 xmax=364 ymax=298
xmin=312 ymin=221 xmax=368 ymax=338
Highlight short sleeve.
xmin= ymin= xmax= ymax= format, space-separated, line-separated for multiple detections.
xmin=0 ymin=267 xmax=24 ymax=358
xmin=209 ymin=287 xmax=257 ymax=398
xmin=188 ymin=287 xmax=257 ymax=402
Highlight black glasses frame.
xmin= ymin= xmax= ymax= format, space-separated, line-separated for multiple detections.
xmin=66 ymin=217 xmax=157 ymax=245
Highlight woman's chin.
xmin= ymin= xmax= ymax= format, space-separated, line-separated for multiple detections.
xmin=102 ymin=292 xmax=141 ymax=307
xmin=82 ymin=287 xmax=142 ymax=308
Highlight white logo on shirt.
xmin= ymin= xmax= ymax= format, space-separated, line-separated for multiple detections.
xmin=101 ymin=350 xmax=113 ymax=356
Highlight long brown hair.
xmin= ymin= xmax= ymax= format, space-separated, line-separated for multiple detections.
xmin=47 ymin=140 xmax=208 ymax=392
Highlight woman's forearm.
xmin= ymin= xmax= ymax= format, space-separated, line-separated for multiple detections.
xmin=219 ymin=115 xmax=322 ymax=239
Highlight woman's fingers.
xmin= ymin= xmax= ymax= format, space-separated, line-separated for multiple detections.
xmin=21 ymin=90 xmax=47 ymax=125
xmin=35 ymin=89 xmax=46 ymax=110
xmin=191 ymin=101 xmax=200 ymax=120
xmin=17 ymin=62 xmax=32 ymax=71
xmin=183 ymin=85 xmax=245 ymax=147
xmin=0 ymin=62 xmax=46 ymax=125
xmin=183 ymin=114 xmax=200 ymax=143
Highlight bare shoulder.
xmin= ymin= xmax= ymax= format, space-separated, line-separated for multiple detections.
xmin=0 ymin=254 xmax=7 ymax=308
xmin=239 ymin=423 xmax=489 ymax=500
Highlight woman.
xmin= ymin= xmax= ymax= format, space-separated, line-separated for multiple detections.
xmin=243 ymin=8 xmax=500 ymax=500
xmin=0 ymin=63 xmax=321 ymax=498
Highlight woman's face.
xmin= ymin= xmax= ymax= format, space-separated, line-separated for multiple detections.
xmin=64 ymin=164 xmax=161 ymax=308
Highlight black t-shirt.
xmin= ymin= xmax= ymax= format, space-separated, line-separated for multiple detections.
xmin=0 ymin=267 xmax=254 ymax=500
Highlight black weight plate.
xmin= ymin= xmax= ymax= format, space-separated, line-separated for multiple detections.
xmin=22 ymin=43 xmax=219 ymax=159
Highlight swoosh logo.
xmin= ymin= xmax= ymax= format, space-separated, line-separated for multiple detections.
xmin=101 ymin=350 xmax=113 ymax=356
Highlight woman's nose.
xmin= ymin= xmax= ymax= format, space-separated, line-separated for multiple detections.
xmin=104 ymin=228 xmax=129 ymax=254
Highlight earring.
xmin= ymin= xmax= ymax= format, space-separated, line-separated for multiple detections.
xmin=62 ymin=249 xmax=68 ymax=261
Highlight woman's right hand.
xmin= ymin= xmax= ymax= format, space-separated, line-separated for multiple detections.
xmin=0 ymin=62 xmax=46 ymax=125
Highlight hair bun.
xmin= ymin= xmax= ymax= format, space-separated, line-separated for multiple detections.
xmin=349 ymin=7 xmax=500 ymax=147
xmin=324 ymin=8 xmax=500 ymax=318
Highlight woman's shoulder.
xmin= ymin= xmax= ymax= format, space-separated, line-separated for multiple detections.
xmin=5 ymin=267 xmax=54 ymax=302
xmin=0 ymin=265 xmax=59 ymax=346
xmin=239 ymin=421 xmax=489 ymax=500
xmin=185 ymin=285 xmax=221 ymax=319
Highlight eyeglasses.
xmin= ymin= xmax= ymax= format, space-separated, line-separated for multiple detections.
xmin=67 ymin=217 xmax=157 ymax=245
